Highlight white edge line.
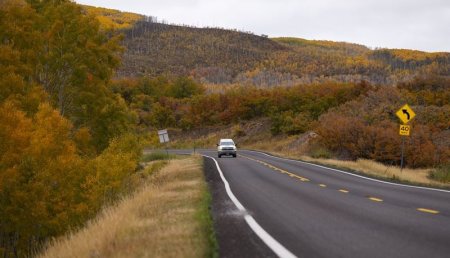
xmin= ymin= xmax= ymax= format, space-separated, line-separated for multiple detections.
xmin=245 ymin=150 xmax=450 ymax=193
xmin=203 ymin=154 xmax=297 ymax=258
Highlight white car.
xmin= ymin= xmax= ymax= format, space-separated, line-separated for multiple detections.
xmin=217 ymin=139 xmax=237 ymax=158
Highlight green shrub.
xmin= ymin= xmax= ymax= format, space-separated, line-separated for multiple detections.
xmin=233 ymin=125 xmax=246 ymax=137
xmin=429 ymin=163 xmax=450 ymax=183
xmin=310 ymin=146 xmax=332 ymax=159
xmin=270 ymin=111 xmax=312 ymax=136
xmin=141 ymin=152 xmax=176 ymax=162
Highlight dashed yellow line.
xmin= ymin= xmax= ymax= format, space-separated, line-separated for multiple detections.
xmin=368 ymin=197 xmax=383 ymax=202
xmin=417 ymin=208 xmax=439 ymax=214
xmin=236 ymin=155 xmax=447 ymax=216
xmin=242 ymin=155 xmax=310 ymax=182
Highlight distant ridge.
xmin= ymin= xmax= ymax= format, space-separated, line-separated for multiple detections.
xmin=84 ymin=5 xmax=450 ymax=86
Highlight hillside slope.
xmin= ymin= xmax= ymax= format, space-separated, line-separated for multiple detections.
xmin=85 ymin=6 xmax=450 ymax=86
xmin=119 ymin=21 xmax=285 ymax=82
xmin=120 ymin=24 xmax=449 ymax=86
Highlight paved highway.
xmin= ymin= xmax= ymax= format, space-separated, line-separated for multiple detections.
xmin=176 ymin=149 xmax=450 ymax=257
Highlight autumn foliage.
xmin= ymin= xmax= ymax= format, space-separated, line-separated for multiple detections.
xmin=1 ymin=1 xmax=449 ymax=257
xmin=83 ymin=5 xmax=143 ymax=30
xmin=0 ymin=1 xmax=140 ymax=256
xmin=316 ymin=78 xmax=449 ymax=167
xmin=113 ymin=17 xmax=450 ymax=86
xmin=111 ymin=74 xmax=449 ymax=171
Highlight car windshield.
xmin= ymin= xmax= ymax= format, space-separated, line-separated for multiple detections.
xmin=221 ymin=142 xmax=234 ymax=146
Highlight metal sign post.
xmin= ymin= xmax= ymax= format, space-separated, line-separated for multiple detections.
xmin=158 ymin=129 xmax=170 ymax=155
xmin=396 ymin=104 xmax=415 ymax=171
xmin=400 ymin=136 xmax=405 ymax=171
xmin=193 ymin=131 xmax=197 ymax=154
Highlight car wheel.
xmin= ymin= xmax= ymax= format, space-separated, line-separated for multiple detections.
xmin=218 ymin=154 xmax=221 ymax=158
xmin=233 ymin=154 xmax=237 ymax=158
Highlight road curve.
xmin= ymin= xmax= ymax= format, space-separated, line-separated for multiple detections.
xmin=174 ymin=149 xmax=450 ymax=258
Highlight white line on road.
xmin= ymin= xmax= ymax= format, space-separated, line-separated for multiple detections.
xmin=204 ymin=155 xmax=297 ymax=258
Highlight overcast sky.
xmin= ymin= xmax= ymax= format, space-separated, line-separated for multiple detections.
xmin=76 ymin=0 xmax=450 ymax=52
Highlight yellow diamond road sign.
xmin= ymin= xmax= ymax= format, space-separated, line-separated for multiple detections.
xmin=396 ymin=104 xmax=415 ymax=124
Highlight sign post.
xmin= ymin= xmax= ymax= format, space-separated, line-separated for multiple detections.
xmin=158 ymin=129 xmax=170 ymax=155
xmin=193 ymin=132 xmax=196 ymax=154
xmin=396 ymin=104 xmax=415 ymax=171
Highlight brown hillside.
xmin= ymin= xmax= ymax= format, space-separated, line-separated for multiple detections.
xmin=83 ymin=6 xmax=450 ymax=86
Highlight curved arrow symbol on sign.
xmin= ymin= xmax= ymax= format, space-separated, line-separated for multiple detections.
xmin=402 ymin=109 xmax=410 ymax=120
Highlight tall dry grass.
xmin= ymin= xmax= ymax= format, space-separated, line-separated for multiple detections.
xmin=39 ymin=156 xmax=215 ymax=258
xmin=242 ymin=135 xmax=449 ymax=188
xmin=299 ymin=156 xmax=445 ymax=187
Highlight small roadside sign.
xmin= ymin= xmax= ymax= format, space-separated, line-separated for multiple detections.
xmin=158 ymin=129 xmax=170 ymax=143
xmin=396 ymin=104 xmax=416 ymax=124
xmin=399 ymin=125 xmax=410 ymax=136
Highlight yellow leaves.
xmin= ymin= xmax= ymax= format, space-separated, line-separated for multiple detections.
xmin=74 ymin=127 xmax=95 ymax=156
xmin=0 ymin=1 xmax=140 ymax=254
xmin=0 ymin=102 xmax=140 ymax=254
xmin=0 ymin=101 xmax=32 ymax=166
xmin=81 ymin=134 xmax=141 ymax=207
xmin=83 ymin=5 xmax=143 ymax=30
xmin=1 ymin=101 xmax=84 ymax=241
xmin=29 ymin=103 xmax=75 ymax=161
xmin=390 ymin=49 xmax=446 ymax=62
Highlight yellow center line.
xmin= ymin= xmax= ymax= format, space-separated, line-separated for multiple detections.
xmin=241 ymin=155 xmax=310 ymax=182
xmin=291 ymin=175 xmax=309 ymax=181
xmin=339 ymin=189 xmax=349 ymax=193
xmin=368 ymin=197 xmax=383 ymax=202
xmin=417 ymin=208 xmax=439 ymax=214
xmin=319 ymin=184 xmax=327 ymax=187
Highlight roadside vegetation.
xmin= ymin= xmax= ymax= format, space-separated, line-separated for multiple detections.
xmin=281 ymin=154 xmax=445 ymax=188
xmin=0 ymin=1 xmax=140 ymax=256
xmin=1 ymin=1 xmax=218 ymax=256
xmin=141 ymin=151 xmax=177 ymax=162
xmin=429 ymin=163 xmax=450 ymax=183
xmin=113 ymin=75 xmax=449 ymax=171
xmin=39 ymin=156 xmax=217 ymax=258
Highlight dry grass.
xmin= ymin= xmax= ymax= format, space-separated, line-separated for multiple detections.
xmin=251 ymin=146 xmax=448 ymax=187
xmin=231 ymin=131 xmax=450 ymax=188
xmin=299 ymin=156 xmax=447 ymax=187
xmin=39 ymin=156 xmax=215 ymax=258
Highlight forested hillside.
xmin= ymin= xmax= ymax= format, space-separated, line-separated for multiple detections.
xmin=119 ymin=21 xmax=286 ymax=83
xmin=109 ymin=17 xmax=449 ymax=86
xmin=82 ymin=6 xmax=450 ymax=86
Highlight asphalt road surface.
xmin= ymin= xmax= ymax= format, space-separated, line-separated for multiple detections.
xmin=173 ymin=149 xmax=450 ymax=258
